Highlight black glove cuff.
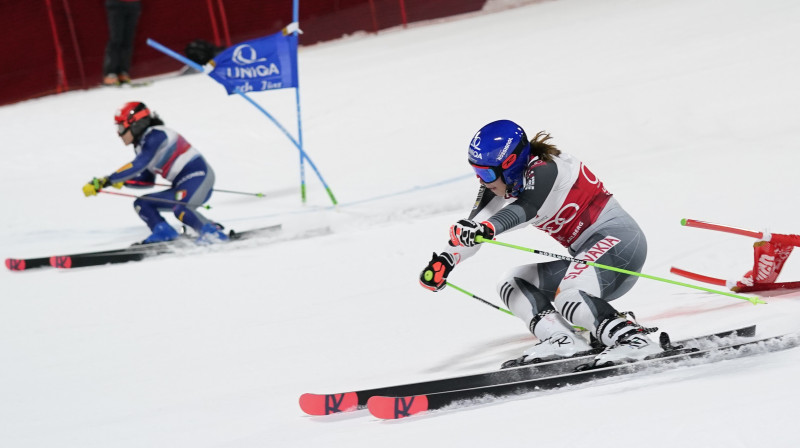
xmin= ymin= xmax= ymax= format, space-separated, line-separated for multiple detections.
xmin=439 ymin=252 xmax=456 ymax=268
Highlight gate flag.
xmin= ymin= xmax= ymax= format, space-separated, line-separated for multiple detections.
xmin=146 ymin=19 xmax=339 ymax=207
xmin=208 ymin=30 xmax=298 ymax=95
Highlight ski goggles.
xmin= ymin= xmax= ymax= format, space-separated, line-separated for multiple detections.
xmin=115 ymin=107 xmax=150 ymax=136
xmin=116 ymin=123 xmax=129 ymax=136
xmin=469 ymin=138 xmax=528 ymax=183
xmin=470 ymin=164 xmax=504 ymax=183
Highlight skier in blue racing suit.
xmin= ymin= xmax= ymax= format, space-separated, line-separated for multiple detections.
xmin=82 ymin=101 xmax=228 ymax=244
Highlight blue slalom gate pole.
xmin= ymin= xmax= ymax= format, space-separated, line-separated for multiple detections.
xmin=146 ymin=38 xmax=338 ymax=206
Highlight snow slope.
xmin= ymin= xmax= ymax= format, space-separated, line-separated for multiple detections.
xmin=3 ymin=0 xmax=800 ymax=446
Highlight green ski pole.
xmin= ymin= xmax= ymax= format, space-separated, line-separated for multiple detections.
xmin=446 ymin=281 xmax=514 ymax=315
xmin=445 ymin=281 xmax=588 ymax=330
xmin=475 ymin=236 xmax=765 ymax=305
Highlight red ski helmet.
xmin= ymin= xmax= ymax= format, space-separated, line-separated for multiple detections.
xmin=114 ymin=101 xmax=152 ymax=139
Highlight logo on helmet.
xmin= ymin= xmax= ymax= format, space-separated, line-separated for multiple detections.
xmin=469 ymin=132 xmax=483 ymax=159
xmin=470 ymin=133 xmax=482 ymax=150
xmin=501 ymin=154 xmax=517 ymax=169
xmin=496 ymin=137 xmax=514 ymax=162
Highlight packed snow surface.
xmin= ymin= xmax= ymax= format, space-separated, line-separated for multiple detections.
xmin=3 ymin=0 xmax=800 ymax=446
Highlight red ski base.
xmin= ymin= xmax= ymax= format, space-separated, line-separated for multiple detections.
xmin=50 ymin=256 xmax=73 ymax=269
xmin=367 ymin=395 xmax=429 ymax=420
xmin=5 ymin=258 xmax=25 ymax=271
xmin=299 ymin=392 xmax=358 ymax=416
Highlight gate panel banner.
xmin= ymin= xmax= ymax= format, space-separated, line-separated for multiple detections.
xmin=208 ymin=31 xmax=299 ymax=95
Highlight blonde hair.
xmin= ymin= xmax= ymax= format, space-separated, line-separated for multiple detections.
xmin=529 ymin=131 xmax=560 ymax=162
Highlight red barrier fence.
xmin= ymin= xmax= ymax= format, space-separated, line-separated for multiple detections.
xmin=1 ymin=0 xmax=485 ymax=106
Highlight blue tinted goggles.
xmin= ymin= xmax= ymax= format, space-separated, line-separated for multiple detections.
xmin=471 ymin=164 xmax=503 ymax=183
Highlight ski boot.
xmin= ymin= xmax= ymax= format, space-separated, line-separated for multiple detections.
xmin=502 ymin=310 xmax=594 ymax=368
xmin=142 ymin=222 xmax=179 ymax=244
xmin=590 ymin=313 xmax=661 ymax=367
xmin=197 ymin=222 xmax=229 ymax=244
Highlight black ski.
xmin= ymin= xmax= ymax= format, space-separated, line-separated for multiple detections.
xmin=6 ymin=246 xmax=152 ymax=271
xmin=299 ymin=325 xmax=755 ymax=416
xmin=368 ymin=330 xmax=799 ymax=419
xmin=5 ymin=224 xmax=282 ymax=271
xmin=229 ymin=224 xmax=293 ymax=241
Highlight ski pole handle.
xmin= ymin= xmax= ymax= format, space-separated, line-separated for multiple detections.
xmin=474 ymin=236 xmax=765 ymax=305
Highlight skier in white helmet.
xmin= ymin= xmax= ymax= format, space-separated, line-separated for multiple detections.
xmin=420 ymin=119 xmax=662 ymax=367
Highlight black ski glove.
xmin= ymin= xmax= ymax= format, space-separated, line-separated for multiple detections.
xmin=419 ymin=252 xmax=456 ymax=292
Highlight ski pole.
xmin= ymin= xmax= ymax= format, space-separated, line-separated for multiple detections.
xmin=213 ymin=188 xmax=265 ymax=197
xmin=474 ymin=236 xmax=766 ymax=305
xmin=446 ymin=281 xmax=588 ymax=330
xmin=98 ymin=190 xmax=211 ymax=209
xmin=446 ymin=281 xmax=514 ymax=315
xmin=124 ymin=180 xmax=266 ymax=198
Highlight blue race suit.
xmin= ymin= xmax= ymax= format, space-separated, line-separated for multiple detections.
xmin=106 ymin=125 xmax=217 ymax=232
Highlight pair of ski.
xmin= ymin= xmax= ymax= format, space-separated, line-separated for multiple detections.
xmin=301 ymin=325 xmax=799 ymax=420
xmin=4 ymin=224 xmax=282 ymax=271
xmin=672 ymin=218 xmax=800 ymax=292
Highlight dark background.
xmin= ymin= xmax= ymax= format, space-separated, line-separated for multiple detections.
xmin=1 ymin=0 xmax=486 ymax=106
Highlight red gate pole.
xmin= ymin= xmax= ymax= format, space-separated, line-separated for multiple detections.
xmin=205 ymin=0 xmax=222 ymax=47
xmin=61 ymin=0 xmax=86 ymax=89
xmin=44 ymin=0 xmax=69 ymax=92
xmin=398 ymin=0 xmax=408 ymax=28
xmin=216 ymin=0 xmax=232 ymax=47
xmin=368 ymin=0 xmax=379 ymax=33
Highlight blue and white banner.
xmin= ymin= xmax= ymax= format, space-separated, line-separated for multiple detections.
xmin=208 ymin=29 xmax=299 ymax=95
